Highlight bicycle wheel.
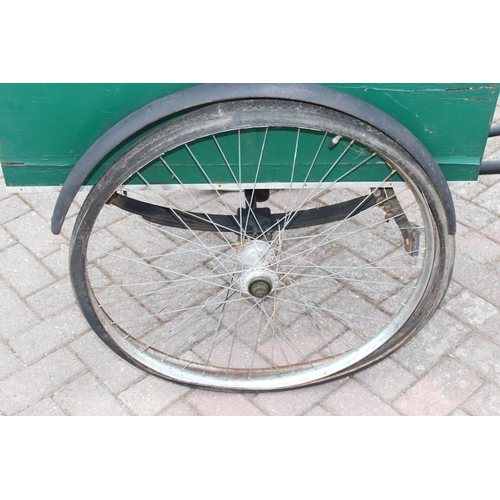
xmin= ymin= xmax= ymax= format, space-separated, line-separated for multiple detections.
xmin=69 ymin=99 xmax=454 ymax=391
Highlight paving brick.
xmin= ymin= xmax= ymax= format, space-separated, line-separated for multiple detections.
xmin=0 ymin=244 xmax=55 ymax=297
xmin=462 ymin=383 xmax=500 ymax=416
xmin=0 ymin=176 xmax=10 ymax=201
xmin=484 ymin=218 xmax=500 ymax=246
xmin=70 ymin=332 xmax=145 ymax=393
xmin=303 ymin=405 xmax=332 ymax=416
xmin=455 ymin=223 xmax=500 ymax=266
xmin=0 ymin=282 xmax=39 ymax=340
xmin=322 ymin=379 xmax=398 ymax=416
xmin=392 ymin=357 xmax=482 ymax=416
xmin=452 ymin=254 xmax=500 ymax=308
xmin=473 ymin=182 xmax=500 ymax=216
xmin=0 ymin=226 xmax=15 ymax=251
xmin=119 ymin=376 xmax=190 ymax=416
xmin=159 ymin=399 xmax=199 ymax=416
xmin=354 ymin=358 xmax=417 ymax=402
xmin=0 ymin=348 xmax=86 ymax=414
xmin=53 ymin=373 xmax=130 ymax=416
xmin=18 ymin=191 xmax=69 ymax=222
xmin=42 ymin=245 xmax=70 ymax=278
xmin=185 ymin=390 xmax=266 ymax=416
xmin=453 ymin=334 xmax=500 ymax=385
xmin=25 ymin=278 xmax=75 ymax=319
xmin=451 ymin=197 xmax=498 ymax=231
xmin=450 ymin=409 xmax=469 ymax=416
xmin=444 ymin=290 xmax=500 ymax=343
xmin=0 ymin=195 xmax=31 ymax=225
xmin=0 ymin=340 xmax=22 ymax=379
xmin=5 ymin=211 xmax=62 ymax=258
xmin=252 ymin=379 xmax=339 ymax=416
xmin=450 ymin=182 xmax=487 ymax=202
xmin=19 ymin=398 xmax=66 ymax=416
xmin=9 ymin=306 xmax=90 ymax=364
xmin=392 ymin=309 xmax=470 ymax=376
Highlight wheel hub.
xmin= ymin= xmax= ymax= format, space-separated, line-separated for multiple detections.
xmin=237 ymin=240 xmax=278 ymax=298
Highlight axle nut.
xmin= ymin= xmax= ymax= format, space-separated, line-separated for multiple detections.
xmin=248 ymin=279 xmax=272 ymax=298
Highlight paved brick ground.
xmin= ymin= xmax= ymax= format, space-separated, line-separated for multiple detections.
xmin=1 ymin=98 xmax=499 ymax=416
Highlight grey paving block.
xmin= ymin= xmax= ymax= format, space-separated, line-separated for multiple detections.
xmin=42 ymin=245 xmax=70 ymax=278
xmin=454 ymin=334 xmax=500 ymax=385
xmin=119 ymin=376 xmax=191 ymax=416
xmin=5 ymin=211 xmax=62 ymax=258
xmin=392 ymin=357 xmax=483 ymax=416
xmin=19 ymin=398 xmax=66 ymax=416
xmin=0 ymin=244 xmax=55 ymax=297
xmin=53 ymin=373 xmax=130 ymax=416
xmin=462 ymin=383 xmax=500 ymax=416
xmin=321 ymin=379 xmax=398 ymax=416
xmin=392 ymin=309 xmax=471 ymax=376
xmin=0 ymin=282 xmax=39 ymax=340
xmin=303 ymin=405 xmax=332 ymax=416
xmin=159 ymin=399 xmax=199 ymax=416
xmin=354 ymin=358 xmax=418 ymax=402
xmin=0 ymin=348 xmax=86 ymax=415
xmin=25 ymin=278 xmax=75 ymax=319
xmin=0 ymin=226 xmax=15 ymax=251
xmin=70 ymin=332 xmax=145 ymax=393
xmin=184 ymin=390 xmax=266 ymax=416
xmin=451 ymin=197 xmax=498 ymax=231
xmin=452 ymin=254 xmax=500 ymax=308
xmin=0 ymin=196 xmax=31 ymax=225
xmin=18 ymin=192 xmax=65 ymax=222
xmin=473 ymin=182 xmax=500 ymax=216
xmin=0 ymin=340 xmax=22 ymax=379
xmin=252 ymin=379 xmax=338 ymax=416
xmin=455 ymin=223 xmax=500 ymax=266
xmin=444 ymin=290 xmax=500 ymax=343
xmin=9 ymin=305 xmax=90 ymax=364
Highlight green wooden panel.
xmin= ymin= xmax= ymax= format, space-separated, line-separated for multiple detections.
xmin=1 ymin=83 xmax=498 ymax=187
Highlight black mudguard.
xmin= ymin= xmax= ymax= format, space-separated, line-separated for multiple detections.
xmin=51 ymin=83 xmax=456 ymax=235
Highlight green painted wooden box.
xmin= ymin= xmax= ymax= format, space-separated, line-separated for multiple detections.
xmin=0 ymin=83 xmax=498 ymax=190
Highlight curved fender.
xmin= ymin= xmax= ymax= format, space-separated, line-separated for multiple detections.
xmin=51 ymin=83 xmax=456 ymax=235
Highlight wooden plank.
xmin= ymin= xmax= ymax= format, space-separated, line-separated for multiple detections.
xmin=1 ymin=83 xmax=498 ymax=186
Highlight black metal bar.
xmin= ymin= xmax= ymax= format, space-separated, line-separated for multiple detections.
xmin=489 ymin=125 xmax=500 ymax=137
xmin=479 ymin=161 xmax=500 ymax=176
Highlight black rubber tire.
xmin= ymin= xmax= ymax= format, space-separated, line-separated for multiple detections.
xmin=69 ymin=99 xmax=455 ymax=391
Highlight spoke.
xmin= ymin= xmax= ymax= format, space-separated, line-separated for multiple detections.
xmin=249 ymin=305 xmax=265 ymax=379
xmin=277 ymin=176 xmax=409 ymax=276
xmin=179 ymin=295 xmax=264 ymax=371
xmin=282 ymin=131 xmax=327 ymax=227
xmin=108 ymin=289 xmax=249 ymax=327
xmin=157 ymin=158 xmax=237 ymax=273
xmin=267 ymin=293 xmax=389 ymax=327
xmin=144 ymin=288 xmax=242 ymax=356
xmin=286 ymin=278 xmax=338 ymax=355
xmin=283 ymin=136 xmax=350 ymax=230
xmin=212 ymin=134 xmax=267 ymax=241
xmin=257 ymin=297 xmax=316 ymax=369
xmin=244 ymin=127 xmax=269 ymax=237
xmin=204 ymin=277 xmax=238 ymax=375
xmin=90 ymin=246 xmax=242 ymax=296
